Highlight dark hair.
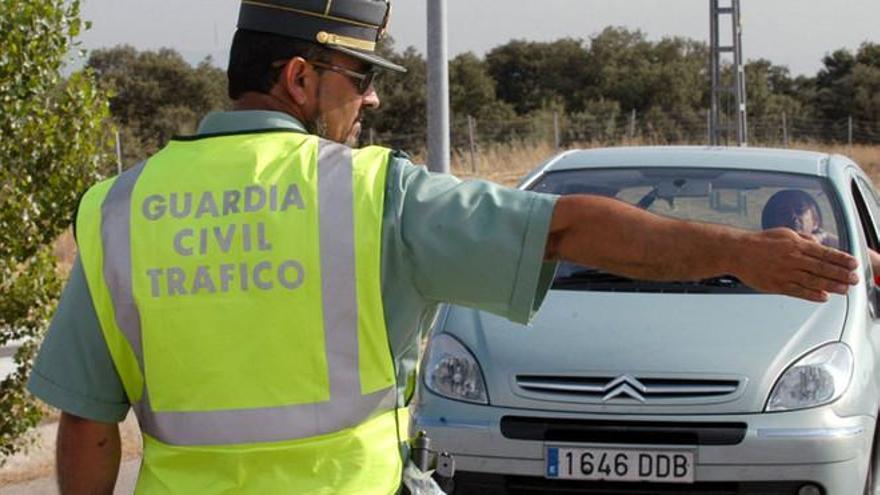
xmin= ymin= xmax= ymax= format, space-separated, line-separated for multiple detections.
xmin=761 ymin=189 xmax=823 ymax=230
xmin=227 ymin=29 xmax=331 ymax=100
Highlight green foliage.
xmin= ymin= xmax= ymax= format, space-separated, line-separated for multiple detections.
xmin=363 ymin=39 xmax=428 ymax=150
xmin=814 ymin=43 xmax=880 ymax=141
xmin=486 ymin=38 xmax=590 ymax=114
xmin=566 ymin=100 xmax=623 ymax=143
xmin=812 ymin=43 xmax=880 ymax=142
xmin=87 ymin=46 xmax=230 ymax=166
xmin=0 ymin=0 xmax=111 ymax=460
xmin=450 ymin=52 xmax=514 ymax=121
xmin=61 ymin=26 xmax=880 ymax=162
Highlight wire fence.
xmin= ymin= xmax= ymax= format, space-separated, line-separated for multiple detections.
xmin=364 ymin=111 xmax=880 ymax=165
xmin=110 ymin=112 xmax=880 ymax=177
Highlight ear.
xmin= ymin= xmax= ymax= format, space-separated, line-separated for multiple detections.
xmin=279 ymin=57 xmax=315 ymax=106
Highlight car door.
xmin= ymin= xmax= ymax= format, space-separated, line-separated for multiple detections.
xmin=849 ymin=174 xmax=880 ymax=315
xmin=848 ymin=173 xmax=880 ymax=410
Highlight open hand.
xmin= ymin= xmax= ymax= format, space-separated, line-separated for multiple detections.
xmin=735 ymin=228 xmax=859 ymax=302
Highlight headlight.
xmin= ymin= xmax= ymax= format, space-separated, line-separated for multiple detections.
xmin=766 ymin=343 xmax=853 ymax=412
xmin=423 ymin=334 xmax=488 ymax=404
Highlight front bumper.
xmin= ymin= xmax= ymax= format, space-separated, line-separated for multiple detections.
xmin=412 ymin=398 xmax=874 ymax=494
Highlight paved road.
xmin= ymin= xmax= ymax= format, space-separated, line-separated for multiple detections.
xmin=0 ymin=460 xmax=139 ymax=495
xmin=0 ymin=342 xmax=22 ymax=382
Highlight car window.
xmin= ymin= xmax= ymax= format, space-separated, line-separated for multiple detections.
xmin=530 ymin=168 xmax=849 ymax=293
xmin=850 ymin=179 xmax=880 ymax=251
xmin=850 ymin=178 xmax=880 ymax=316
xmin=856 ymin=177 xmax=880 ymax=247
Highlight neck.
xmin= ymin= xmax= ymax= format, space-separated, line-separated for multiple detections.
xmin=232 ymin=91 xmax=309 ymax=125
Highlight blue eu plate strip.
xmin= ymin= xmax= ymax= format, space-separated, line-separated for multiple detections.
xmin=546 ymin=447 xmax=559 ymax=478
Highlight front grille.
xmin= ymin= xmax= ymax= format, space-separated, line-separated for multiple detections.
xmin=500 ymin=417 xmax=747 ymax=446
xmin=449 ymin=472 xmax=824 ymax=495
xmin=516 ymin=375 xmax=741 ymax=404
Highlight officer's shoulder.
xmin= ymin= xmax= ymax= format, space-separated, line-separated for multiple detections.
xmin=357 ymin=145 xmax=410 ymax=161
xmin=390 ymin=149 xmax=412 ymax=161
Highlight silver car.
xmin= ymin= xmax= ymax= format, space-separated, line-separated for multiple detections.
xmin=414 ymin=147 xmax=880 ymax=495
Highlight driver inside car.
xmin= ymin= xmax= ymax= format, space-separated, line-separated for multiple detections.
xmin=762 ymin=188 xmax=880 ymax=277
xmin=761 ymin=189 xmax=839 ymax=248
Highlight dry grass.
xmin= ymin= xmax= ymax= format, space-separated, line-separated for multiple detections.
xmin=794 ymin=143 xmax=880 ymax=182
xmin=449 ymin=141 xmax=559 ymax=186
xmin=444 ymin=141 xmax=880 ymax=187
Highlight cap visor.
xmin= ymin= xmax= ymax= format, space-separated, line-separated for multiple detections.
xmin=332 ymin=46 xmax=408 ymax=73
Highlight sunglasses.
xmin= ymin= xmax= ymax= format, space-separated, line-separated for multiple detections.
xmin=309 ymin=60 xmax=378 ymax=95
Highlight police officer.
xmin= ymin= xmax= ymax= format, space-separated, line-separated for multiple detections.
xmin=30 ymin=1 xmax=858 ymax=494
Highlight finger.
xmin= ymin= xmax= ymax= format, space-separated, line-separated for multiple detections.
xmin=796 ymin=231 xmax=814 ymax=241
xmin=794 ymin=269 xmax=850 ymax=295
xmin=797 ymin=253 xmax=860 ymax=286
xmin=784 ymin=282 xmax=829 ymax=303
xmin=800 ymin=242 xmax=860 ymax=271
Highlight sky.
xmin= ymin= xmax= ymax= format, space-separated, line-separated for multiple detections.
xmin=77 ymin=0 xmax=878 ymax=76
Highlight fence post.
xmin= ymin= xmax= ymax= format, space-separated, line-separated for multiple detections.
xmin=369 ymin=128 xmax=375 ymax=146
xmin=706 ymin=110 xmax=712 ymax=146
xmin=628 ymin=109 xmax=637 ymax=141
xmin=467 ymin=116 xmax=478 ymax=173
xmin=848 ymin=116 xmax=853 ymax=155
xmin=781 ymin=112 xmax=789 ymax=148
xmin=553 ymin=112 xmax=561 ymax=150
xmin=115 ymin=130 xmax=123 ymax=174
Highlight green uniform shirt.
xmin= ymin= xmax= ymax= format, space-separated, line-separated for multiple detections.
xmin=28 ymin=111 xmax=559 ymax=423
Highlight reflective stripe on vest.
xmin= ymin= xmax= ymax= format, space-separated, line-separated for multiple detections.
xmin=88 ymin=135 xmax=396 ymax=447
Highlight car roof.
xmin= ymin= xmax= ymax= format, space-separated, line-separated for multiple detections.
xmin=544 ymin=146 xmax=843 ymax=177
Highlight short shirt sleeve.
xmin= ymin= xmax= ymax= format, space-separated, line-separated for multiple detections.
xmin=28 ymin=256 xmax=130 ymax=423
xmin=387 ymin=156 xmax=559 ymax=324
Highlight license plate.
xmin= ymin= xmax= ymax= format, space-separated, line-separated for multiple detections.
xmin=546 ymin=447 xmax=695 ymax=483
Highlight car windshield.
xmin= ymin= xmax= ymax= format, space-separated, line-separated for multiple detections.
xmin=529 ymin=167 xmax=849 ymax=293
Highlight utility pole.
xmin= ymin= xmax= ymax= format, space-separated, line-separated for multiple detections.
xmin=709 ymin=0 xmax=748 ymax=146
xmin=427 ymin=0 xmax=450 ymax=173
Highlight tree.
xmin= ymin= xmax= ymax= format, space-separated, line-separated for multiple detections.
xmin=815 ymin=48 xmax=856 ymax=124
xmin=0 ymin=0 xmax=111 ymax=460
xmin=362 ymin=39 xmax=428 ymax=152
xmin=744 ymin=59 xmax=809 ymax=142
xmin=450 ymin=52 xmax=507 ymax=117
xmin=812 ymin=43 xmax=880 ymax=142
xmin=448 ymin=52 xmax=516 ymax=145
xmin=486 ymin=38 xmax=590 ymax=114
xmin=87 ymin=46 xmax=230 ymax=166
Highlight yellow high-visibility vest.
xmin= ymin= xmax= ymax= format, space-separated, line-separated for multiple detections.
xmin=76 ymin=130 xmax=404 ymax=494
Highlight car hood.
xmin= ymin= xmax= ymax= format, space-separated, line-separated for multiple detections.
xmin=440 ymin=290 xmax=848 ymax=414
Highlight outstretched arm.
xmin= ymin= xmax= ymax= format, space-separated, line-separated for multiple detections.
xmin=545 ymin=195 xmax=859 ymax=302
xmin=57 ymin=412 xmax=120 ymax=495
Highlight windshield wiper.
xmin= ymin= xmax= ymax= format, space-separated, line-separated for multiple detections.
xmin=554 ymin=270 xmax=745 ymax=289
xmin=697 ymin=275 xmax=743 ymax=287
xmin=553 ymin=269 xmax=634 ymax=287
